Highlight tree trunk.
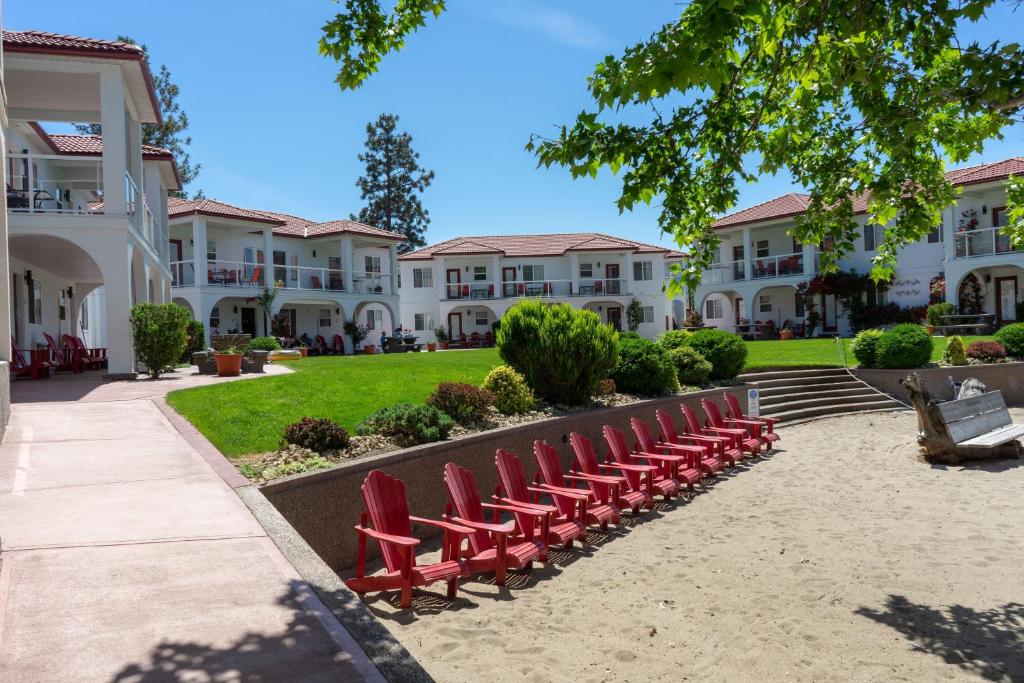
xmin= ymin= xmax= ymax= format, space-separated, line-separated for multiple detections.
xmin=899 ymin=373 xmax=1023 ymax=464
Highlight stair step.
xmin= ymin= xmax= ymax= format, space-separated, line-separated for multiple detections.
xmin=761 ymin=392 xmax=888 ymax=413
xmin=767 ymin=399 xmax=904 ymax=423
xmin=752 ymin=374 xmax=858 ymax=389
xmin=738 ymin=367 xmax=848 ymax=382
xmin=761 ymin=387 xmax=880 ymax=407
xmin=758 ymin=381 xmax=864 ymax=398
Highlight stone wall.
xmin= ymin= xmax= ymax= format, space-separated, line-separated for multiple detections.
xmin=261 ymin=385 xmax=750 ymax=574
xmin=853 ymin=362 xmax=1024 ymax=404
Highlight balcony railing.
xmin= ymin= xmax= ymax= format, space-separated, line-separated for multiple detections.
xmin=441 ymin=278 xmax=631 ymax=301
xmin=954 ymin=226 xmax=1021 ymax=258
xmin=702 ymin=260 xmax=745 ymax=285
xmin=750 ymin=252 xmax=804 ymax=279
xmin=6 ymin=153 xmax=104 ymax=215
xmin=170 ymin=260 xmax=393 ymax=295
xmin=125 ymin=172 xmax=157 ymax=248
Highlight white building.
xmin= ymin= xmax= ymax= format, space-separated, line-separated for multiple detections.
xmin=693 ymin=158 xmax=1024 ymax=335
xmin=398 ymin=233 xmax=684 ymax=342
xmin=167 ymin=197 xmax=403 ymax=350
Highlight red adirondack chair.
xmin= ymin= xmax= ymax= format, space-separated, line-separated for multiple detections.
xmin=534 ymin=440 xmax=620 ymax=530
xmin=43 ymin=332 xmax=79 ymax=373
xmin=344 ymin=470 xmax=473 ymax=608
xmin=653 ymin=409 xmax=729 ymax=471
xmin=443 ymin=462 xmax=549 ymax=585
xmin=11 ymin=336 xmax=51 ymax=380
xmin=313 ymin=335 xmax=329 ymax=355
xmin=630 ymin=416 xmax=706 ymax=487
xmin=247 ymin=266 xmax=263 ymax=287
xmin=331 ymin=334 xmax=346 ymax=354
xmin=64 ymin=335 xmax=107 ymax=370
xmin=568 ymin=432 xmax=651 ymax=514
xmin=723 ymin=392 xmax=780 ymax=448
xmin=495 ymin=449 xmax=587 ymax=549
xmin=603 ymin=425 xmax=681 ymax=502
xmin=673 ymin=405 xmax=744 ymax=468
xmin=701 ymin=399 xmax=763 ymax=455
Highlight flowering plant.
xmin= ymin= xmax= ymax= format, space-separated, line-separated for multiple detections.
xmin=957 ymin=208 xmax=979 ymax=232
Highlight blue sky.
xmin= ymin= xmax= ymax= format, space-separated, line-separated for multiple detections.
xmin=8 ymin=0 xmax=1022 ymax=249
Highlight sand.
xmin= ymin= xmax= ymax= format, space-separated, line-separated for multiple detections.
xmin=363 ymin=409 xmax=1024 ymax=682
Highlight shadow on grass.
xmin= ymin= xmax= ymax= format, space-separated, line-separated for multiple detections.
xmin=856 ymin=595 xmax=1024 ymax=681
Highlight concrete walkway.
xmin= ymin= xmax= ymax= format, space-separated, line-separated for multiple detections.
xmin=0 ymin=369 xmax=382 ymax=682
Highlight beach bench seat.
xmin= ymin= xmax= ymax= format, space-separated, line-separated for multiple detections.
xmin=936 ymin=391 xmax=1024 ymax=448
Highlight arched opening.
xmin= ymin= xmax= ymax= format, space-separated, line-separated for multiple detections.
xmin=581 ymin=300 xmax=628 ymax=332
xmin=750 ymin=284 xmax=800 ymax=338
xmin=443 ymin=304 xmax=498 ymax=344
xmin=954 ymin=266 xmax=1024 ymax=325
xmin=172 ymin=297 xmax=195 ymax=319
xmin=697 ymin=290 xmax=742 ymax=332
xmin=273 ymin=298 xmax=349 ymax=351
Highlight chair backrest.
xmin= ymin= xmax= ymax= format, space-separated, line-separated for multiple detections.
xmin=533 ymin=440 xmax=566 ymax=489
xmin=10 ymin=337 xmax=28 ymax=369
xmin=655 ymin=409 xmax=680 ymax=444
xmin=680 ymin=403 xmax=704 ymax=435
xmin=495 ymin=449 xmax=532 ymax=504
xmin=361 ymin=470 xmax=415 ymax=574
xmin=43 ymin=332 xmax=61 ymax=353
xmin=471 ymin=332 xmax=480 ymax=342
xmin=723 ymin=392 xmax=743 ymax=420
xmin=937 ymin=391 xmax=1012 ymax=443
xmin=602 ymin=426 xmax=644 ymax=491
xmin=315 ymin=335 xmax=326 ymax=346
xmin=249 ymin=266 xmax=263 ymax=285
xmin=569 ymin=432 xmax=613 ymax=501
xmin=630 ymin=417 xmax=659 ymax=454
xmin=443 ymin=462 xmax=494 ymax=555
xmin=332 ymin=334 xmax=345 ymax=352
xmin=595 ymin=280 xmax=603 ymax=293
xmin=702 ymin=398 xmax=726 ymax=428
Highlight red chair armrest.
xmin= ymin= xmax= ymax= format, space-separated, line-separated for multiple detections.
xmin=598 ymin=462 xmax=657 ymax=474
xmin=494 ymin=495 xmax=558 ymax=515
xmin=448 ymin=515 xmax=513 ymax=536
xmin=354 ymin=525 xmax=419 ymax=547
xmin=408 ymin=515 xmax=474 ymax=535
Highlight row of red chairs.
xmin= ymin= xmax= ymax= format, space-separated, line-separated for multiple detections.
xmin=11 ymin=333 xmax=107 ymax=379
xmin=346 ymin=394 xmax=780 ymax=608
xmin=448 ymin=331 xmax=494 ymax=348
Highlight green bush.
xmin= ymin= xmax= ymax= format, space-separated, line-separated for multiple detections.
xmin=926 ymin=302 xmax=955 ymax=327
xmin=130 ymin=302 xmax=191 ymax=378
xmin=682 ymin=328 xmax=748 ymax=379
xmin=248 ymin=336 xmax=282 ymax=351
xmin=426 ymin=382 xmax=496 ymax=424
xmin=597 ymin=378 xmax=616 ymax=396
xmin=283 ymin=417 xmax=350 ymax=452
xmin=670 ymin=346 xmax=712 ymax=387
xmin=482 ymin=365 xmax=536 ymax=414
xmin=655 ymin=329 xmax=692 ymax=351
xmin=966 ymin=340 xmax=1007 ymax=363
xmin=994 ymin=323 xmax=1024 ymax=357
xmin=851 ymin=329 xmax=885 ymax=367
xmin=943 ymin=335 xmax=967 ymax=366
xmin=181 ymin=319 xmax=205 ymax=363
xmin=355 ymin=403 xmax=454 ymax=446
xmin=610 ymin=335 xmax=679 ymax=396
xmin=497 ymin=300 xmax=619 ymax=405
xmin=875 ymin=324 xmax=933 ymax=369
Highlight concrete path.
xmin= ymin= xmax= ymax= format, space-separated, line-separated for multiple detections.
xmin=0 ymin=370 xmax=382 ymax=682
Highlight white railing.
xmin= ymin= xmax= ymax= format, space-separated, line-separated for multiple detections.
xmin=750 ymin=252 xmax=804 ymax=279
xmin=170 ymin=260 xmax=195 ymax=287
xmin=702 ymin=260 xmax=745 ymax=285
xmin=577 ymin=277 xmax=627 ymax=296
xmin=277 ymin=265 xmax=346 ymax=291
xmin=205 ymin=260 xmax=266 ymax=287
xmin=442 ymin=278 xmax=633 ymax=301
xmin=352 ymin=271 xmax=391 ymax=295
xmin=6 ymin=153 xmax=104 ymax=214
xmin=954 ymin=226 xmax=1020 ymax=258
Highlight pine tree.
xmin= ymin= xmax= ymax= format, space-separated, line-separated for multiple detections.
xmin=352 ymin=114 xmax=435 ymax=253
xmin=75 ymin=36 xmax=200 ymax=197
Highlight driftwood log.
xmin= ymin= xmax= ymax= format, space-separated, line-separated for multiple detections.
xmin=900 ymin=373 xmax=1024 ymax=464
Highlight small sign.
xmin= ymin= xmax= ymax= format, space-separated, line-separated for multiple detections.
xmin=747 ymin=388 xmax=759 ymax=417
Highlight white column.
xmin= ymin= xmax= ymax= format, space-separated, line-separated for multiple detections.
xmin=623 ymin=251 xmax=634 ymax=294
xmin=128 ymin=120 xmax=144 ymax=232
xmin=802 ymin=241 xmax=815 ymax=276
xmin=742 ymin=228 xmax=752 ymax=281
xmin=388 ymin=243 xmax=398 ymax=294
xmin=943 ymin=204 xmax=956 ymax=265
xmin=0 ymin=132 xmax=9 ymax=360
xmin=262 ymin=226 xmax=274 ymax=288
xmin=101 ymin=245 xmax=135 ymax=376
xmin=99 ymin=66 xmax=128 ymax=216
xmin=436 ymin=256 xmax=447 ymax=301
xmin=193 ymin=218 xmax=208 ymax=287
xmin=491 ymin=254 xmax=501 ymax=297
xmin=569 ymin=252 xmax=580 ymax=296
xmin=341 ymin=236 xmax=354 ymax=293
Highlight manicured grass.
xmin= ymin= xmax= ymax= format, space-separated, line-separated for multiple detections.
xmin=742 ymin=335 xmax=994 ymax=370
xmin=166 ymin=349 xmax=501 ymax=457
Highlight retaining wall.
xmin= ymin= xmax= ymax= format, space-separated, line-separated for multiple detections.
xmin=853 ymin=362 xmax=1024 ymax=404
xmin=261 ymin=385 xmax=750 ymax=573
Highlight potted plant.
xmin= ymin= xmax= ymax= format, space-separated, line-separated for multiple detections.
xmin=344 ymin=319 xmax=370 ymax=354
xmin=434 ymin=326 xmax=449 ymax=350
xmin=214 ymin=346 xmax=243 ymax=377
xmin=364 ymin=344 xmax=376 ymax=355
xmin=779 ymin=321 xmax=794 ymax=340
xmin=426 ymin=341 xmax=437 ymax=352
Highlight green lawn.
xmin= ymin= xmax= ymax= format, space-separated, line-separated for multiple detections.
xmin=167 ymin=349 xmax=501 ymax=457
xmin=743 ymin=335 xmax=994 ymax=370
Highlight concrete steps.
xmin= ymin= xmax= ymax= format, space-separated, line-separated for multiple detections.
xmin=743 ymin=367 xmax=905 ymax=423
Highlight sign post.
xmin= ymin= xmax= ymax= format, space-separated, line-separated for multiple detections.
xmin=747 ymin=387 xmax=759 ymax=417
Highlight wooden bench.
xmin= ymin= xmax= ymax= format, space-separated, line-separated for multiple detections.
xmin=934 ymin=323 xmax=991 ymax=335
xmin=936 ymin=391 xmax=1024 ymax=448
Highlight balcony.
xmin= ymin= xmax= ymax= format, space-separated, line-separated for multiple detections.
xmin=7 ymin=152 xmax=103 ymax=215
xmin=170 ymin=260 xmax=393 ymax=295
xmin=441 ymin=278 xmax=629 ymax=301
xmin=703 ymin=260 xmax=745 ymax=285
xmin=750 ymin=252 xmax=804 ymax=279
xmin=954 ymin=227 xmax=1022 ymax=259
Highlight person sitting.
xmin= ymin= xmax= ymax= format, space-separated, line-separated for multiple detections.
xmin=299 ymin=332 xmax=314 ymax=351
xmin=379 ymin=331 xmax=388 ymax=352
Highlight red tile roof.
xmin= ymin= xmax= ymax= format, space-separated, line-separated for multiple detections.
xmin=399 ymin=233 xmax=683 ymax=261
xmin=37 ymin=129 xmax=173 ymax=159
xmin=168 ymin=197 xmax=286 ymax=226
xmin=2 ymin=30 xmax=144 ymax=56
xmin=714 ymin=157 xmax=1024 ymax=229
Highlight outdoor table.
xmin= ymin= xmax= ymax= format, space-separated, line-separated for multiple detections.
xmin=579 ymin=285 xmax=595 ymax=296
xmin=937 ymin=313 xmax=995 ymax=335
xmin=526 ymin=284 xmax=544 ymax=296
xmin=734 ymin=323 xmax=762 ymax=340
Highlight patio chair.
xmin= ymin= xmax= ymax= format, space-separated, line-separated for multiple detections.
xmin=63 ymin=335 xmax=107 ymax=370
xmin=701 ymin=399 xmax=763 ymax=455
xmin=534 ymin=440 xmax=619 ymax=531
xmin=631 ymin=415 xmax=708 ymax=486
xmin=670 ymin=406 xmax=743 ymax=468
xmin=723 ymin=393 xmax=780 ymax=449
xmin=603 ymin=425 xmax=681 ymax=502
xmin=495 ymin=449 xmax=587 ymax=549
xmin=483 ymin=331 xmax=494 ymax=347
xmin=11 ymin=336 xmax=51 ymax=380
xmin=680 ymin=403 xmax=749 ymax=461
xmin=344 ymin=470 xmax=472 ymax=608
xmin=247 ymin=266 xmax=263 ymax=287
xmin=569 ymin=431 xmax=651 ymax=514
xmin=656 ymin=408 xmax=734 ymax=470
xmin=43 ymin=332 xmax=79 ymax=373
xmin=470 ymin=332 xmax=481 ymax=347
xmin=310 ymin=275 xmax=323 ymax=290
xmin=331 ymin=334 xmax=346 ymax=354
xmin=313 ymin=335 xmax=329 ymax=355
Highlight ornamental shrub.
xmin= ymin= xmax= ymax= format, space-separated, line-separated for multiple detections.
xmin=682 ymin=328 xmax=748 ymax=379
xmin=248 ymin=336 xmax=282 ymax=351
xmin=610 ymin=335 xmax=679 ymax=396
xmin=943 ymin=335 xmax=967 ymax=366
xmin=875 ymin=324 xmax=933 ymax=369
xmin=130 ymin=302 xmax=191 ymax=378
xmin=482 ymin=365 xmax=536 ymax=414
xmin=994 ymin=323 xmax=1024 ymax=357
xmin=497 ymin=300 xmax=618 ymax=405
xmin=850 ymin=329 xmax=885 ymax=368
xmin=966 ymin=340 xmax=1007 ymax=363
xmin=426 ymin=382 xmax=496 ymax=424
xmin=655 ymin=329 xmax=692 ymax=351
xmin=355 ymin=403 xmax=453 ymax=446
xmin=283 ymin=417 xmax=350 ymax=452
xmin=670 ymin=346 xmax=712 ymax=387
xmin=926 ymin=302 xmax=955 ymax=327
xmin=181 ymin=319 xmax=206 ymax=363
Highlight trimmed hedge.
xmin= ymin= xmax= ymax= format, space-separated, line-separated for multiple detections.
xmin=994 ymin=323 xmax=1024 ymax=357
xmin=682 ymin=328 xmax=747 ymax=379
xmin=610 ymin=335 xmax=679 ymax=396
xmin=355 ymin=403 xmax=453 ymax=446
xmin=130 ymin=302 xmax=191 ymax=378
xmin=482 ymin=365 xmax=536 ymax=414
xmin=851 ymin=329 xmax=885 ymax=368
xmin=875 ymin=324 xmax=933 ymax=369
xmin=283 ymin=417 xmax=350 ymax=452
xmin=926 ymin=302 xmax=955 ymax=327
xmin=655 ymin=329 xmax=692 ymax=351
xmin=670 ymin=346 xmax=712 ymax=387
xmin=966 ymin=340 xmax=1007 ymax=363
xmin=426 ymin=382 xmax=496 ymax=424
xmin=248 ymin=336 xmax=283 ymax=351
xmin=943 ymin=336 xmax=967 ymax=366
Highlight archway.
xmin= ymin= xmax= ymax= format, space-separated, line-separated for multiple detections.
xmin=697 ymin=290 xmax=741 ymax=331
xmin=750 ymin=284 xmax=800 ymax=336
xmin=954 ymin=266 xmax=1024 ymax=325
xmin=444 ymin=303 xmax=500 ymax=342
xmin=172 ymin=297 xmax=195 ymax=318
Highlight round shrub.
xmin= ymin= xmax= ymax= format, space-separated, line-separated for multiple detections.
xmin=850 ymin=329 xmax=885 ymax=368
xmin=994 ymin=323 xmax=1024 ymax=357
xmin=670 ymin=346 xmax=712 ymax=387
xmin=355 ymin=403 xmax=454 ymax=446
xmin=248 ymin=336 xmax=283 ymax=351
xmin=682 ymin=328 xmax=748 ymax=379
xmin=426 ymin=382 xmax=496 ymax=424
xmin=130 ymin=302 xmax=191 ymax=378
xmin=966 ymin=340 xmax=1007 ymax=363
xmin=181 ymin=319 xmax=206 ymax=363
xmin=610 ymin=335 xmax=679 ymax=396
xmin=283 ymin=417 xmax=350 ymax=452
xmin=497 ymin=300 xmax=619 ymax=405
xmin=482 ymin=365 xmax=536 ymax=415
xmin=655 ymin=329 xmax=692 ymax=351
xmin=943 ymin=335 xmax=967 ymax=366
xmin=875 ymin=324 xmax=933 ymax=369
xmin=926 ymin=302 xmax=955 ymax=327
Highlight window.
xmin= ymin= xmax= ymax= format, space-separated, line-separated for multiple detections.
xmin=365 ymin=255 xmax=382 ymax=274
xmin=795 ymin=293 xmax=805 ymax=317
xmin=318 ymin=308 xmax=332 ymax=328
xmin=414 ymin=313 xmax=436 ymax=331
xmin=705 ymin=298 xmax=724 ymax=319
xmin=206 ymin=240 xmax=216 ymax=262
xmin=864 ymin=224 xmax=882 ymax=251
xmin=476 ymin=311 xmax=488 ymax=326
xmin=412 ymin=268 xmax=433 ymax=288
xmin=580 ymin=262 xmax=594 ymax=278
xmin=756 ymin=240 xmax=769 ymax=258
xmin=523 ymin=264 xmax=544 ymax=282
xmin=473 ymin=266 xmax=487 ymax=282
xmin=865 ymin=286 xmax=887 ymax=308
xmin=367 ymin=309 xmax=383 ymax=330
xmin=759 ymin=295 xmax=772 ymax=313
xmin=640 ymin=306 xmax=654 ymax=324
xmin=209 ymin=306 xmax=220 ymax=330
xmin=927 ymin=225 xmax=942 ymax=243
xmin=633 ymin=261 xmax=653 ymax=281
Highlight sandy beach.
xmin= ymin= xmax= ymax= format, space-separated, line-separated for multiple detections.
xmin=361 ymin=408 xmax=1024 ymax=682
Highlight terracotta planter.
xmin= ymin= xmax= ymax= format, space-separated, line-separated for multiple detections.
xmin=779 ymin=329 xmax=794 ymax=340
xmin=440 ymin=342 xmax=450 ymax=350
xmin=214 ymin=353 xmax=243 ymax=377
xmin=926 ymin=325 xmax=936 ymax=335
xmin=427 ymin=342 xmax=437 ymax=352
xmin=364 ymin=345 xmax=376 ymax=355
xmin=298 ymin=347 xmax=309 ymax=357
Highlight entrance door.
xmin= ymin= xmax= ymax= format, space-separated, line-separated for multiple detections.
xmin=446 ymin=269 xmax=461 ymax=300
xmin=732 ymin=245 xmax=745 ymax=280
xmin=734 ymin=298 xmax=744 ymax=325
xmin=821 ymin=294 xmax=838 ymax=332
xmin=241 ymin=307 xmax=257 ymax=336
xmin=502 ymin=267 xmax=517 ymax=298
xmin=447 ymin=312 xmax=463 ymax=340
xmin=996 ymin=276 xmax=1018 ymax=325
xmin=607 ymin=306 xmax=622 ymax=331
xmin=605 ymin=264 xmax=621 ymax=295
xmin=170 ymin=239 xmax=183 ymax=286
